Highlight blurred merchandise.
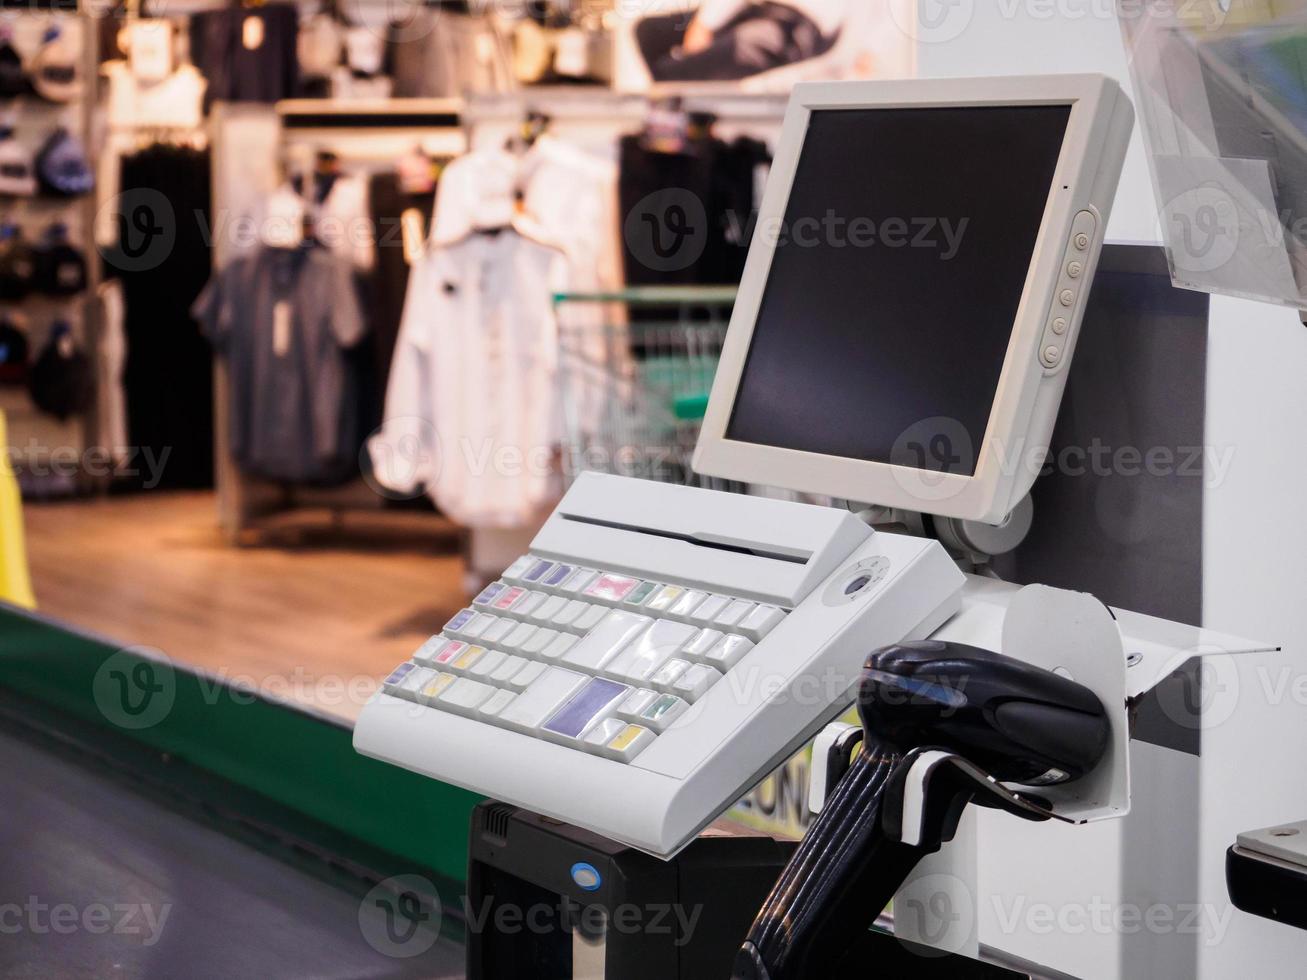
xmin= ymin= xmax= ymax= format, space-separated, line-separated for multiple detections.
xmin=28 ymin=322 xmax=93 ymax=421
xmin=35 ymin=127 xmax=94 ymax=197
xmin=0 ymin=318 xmax=28 ymax=386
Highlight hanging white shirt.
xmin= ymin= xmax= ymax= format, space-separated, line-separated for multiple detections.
xmin=370 ymin=225 xmax=569 ymax=528
xmin=518 ymin=137 xmax=627 ymax=433
xmin=432 ymin=143 xmax=626 ymax=434
xmin=695 ymin=0 xmax=852 ymax=38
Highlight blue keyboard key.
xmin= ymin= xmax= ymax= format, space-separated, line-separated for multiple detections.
xmin=544 ymin=677 xmax=630 ymax=739
xmin=543 ymin=564 xmax=575 ymax=588
xmin=523 ymin=560 xmax=556 ymax=583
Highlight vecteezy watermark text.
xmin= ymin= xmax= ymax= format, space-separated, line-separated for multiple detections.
xmin=4 ymin=442 xmax=171 ymax=489
xmin=748 ymin=211 xmax=970 ymax=260
xmin=0 ymin=897 xmax=171 ymax=948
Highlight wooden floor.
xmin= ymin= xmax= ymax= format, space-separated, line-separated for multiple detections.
xmin=23 ymin=492 xmax=468 ymax=722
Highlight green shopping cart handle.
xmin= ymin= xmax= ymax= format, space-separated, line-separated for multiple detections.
xmin=674 ymin=394 xmax=711 ymax=421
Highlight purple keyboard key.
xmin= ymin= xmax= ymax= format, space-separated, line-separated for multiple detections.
xmin=544 ymin=678 xmax=629 ymax=739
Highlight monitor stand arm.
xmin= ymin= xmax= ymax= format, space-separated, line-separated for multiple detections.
xmin=846 ymin=494 xmax=1035 ymax=570
xmin=733 ymin=743 xmax=1066 ymax=980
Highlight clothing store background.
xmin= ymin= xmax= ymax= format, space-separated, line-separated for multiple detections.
xmin=3 ymin=2 xmax=915 ymax=765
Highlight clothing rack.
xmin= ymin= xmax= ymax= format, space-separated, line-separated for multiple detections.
xmin=210 ymin=100 xmax=468 ymax=544
xmin=209 ymin=89 xmax=787 ymax=548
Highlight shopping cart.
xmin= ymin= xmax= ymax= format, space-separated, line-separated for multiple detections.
xmin=554 ymin=286 xmax=744 ymax=492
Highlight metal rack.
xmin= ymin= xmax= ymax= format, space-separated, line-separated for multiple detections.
xmin=555 ymin=286 xmax=743 ymax=493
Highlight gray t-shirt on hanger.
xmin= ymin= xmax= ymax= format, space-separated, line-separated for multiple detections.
xmin=194 ymin=246 xmax=366 ymax=484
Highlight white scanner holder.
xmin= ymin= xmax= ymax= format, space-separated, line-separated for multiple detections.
xmin=811 ymin=584 xmax=1132 ymax=826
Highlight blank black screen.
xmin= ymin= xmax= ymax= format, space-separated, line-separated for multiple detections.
xmin=726 ymin=106 xmax=1071 ymax=475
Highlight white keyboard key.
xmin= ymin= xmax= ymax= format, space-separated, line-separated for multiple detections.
xmin=478 ymin=688 xmax=517 ymax=720
xmin=551 ymin=599 xmax=588 ymax=629
xmin=704 ymin=634 xmax=754 ymax=672
xmin=472 ymin=582 xmax=507 ymax=608
xmin=644 ymin=584 xmax=686 ymax=613
xmin=603 ymin=723 xmax=656 ymax=762
xmin=412 ymin=637 xmax=450 ymax=667
xmin=674 ymin=663 xmax=723 ymax=703
xmin=501 ymin=556 xmax=535 ymax=583
xmin=615 ymin=688 xmax=660 ymax=722
xmin=713 ymin=599 xmax=756 ymax=630
xmin=394 ymin=667 xmax=438 ymax=702
xmin=558 ymin=568 xmax=599 ymax=595
xmin=543 ymin=677 xmax=630 ymax=741
xmin=508 ymin=591 xmax=548 ymax=620
xmin=520 ymin=558 xmax=557 ymax=586
xmin=509 ymin=660 xmax=548 ymax=692
xmin=532 ymin=595 xmax=568 ymax=625
xmin=437 ymin=678 xmax=496 ymax=715
xmin=480 ymin=618 xmax=516 ymax=646
xmin=584 ymin=573 xmax=642 ymax=604
xmin=638 ymin=693 xmax=689 ymax=732
xmin=501 ymin=622 xmax=537 ymax=653
xmin=497 ymin=667 xmax=589 ymax=733
xmin=444 ymin=608 xmax=479 ymax=638
xmin=540 ymin=633 xmax=579 ymax=660
xmin=538 ymin=563 xmax=577 ymax=591
xmin=681 ymin=629 xmax=724 ymax=661
xmin=521 ymin=628 xmax=559 ymax=658
xmin=604 ymin=620 xmax=697 ymax=684
xmin=384 ymin=663 xmax=426 ymax=697
xmin=667 ymin=590 xmax=708 ymax=620
xmin=562 ymin=610 xmax=652 ymax=673
xmin=688 ymin=595 xmax=730 ymax=626
xmin=392 ymin=669 xmax=439 ymax=705
xmin=491 ymin=586 xmax=529 ymax=612
xmin=572 ymin=604 xmax=609 ymax=634
xmin=491 ymin=655 xmax=529 ymax=685
xmin=416 ymin=672 xmax=457 ymax=705
xmin=468 ymin=649 xmax=508 ymax=679
xmin=650 ymin=659 xmax=692 ymax=692
xmin=623 ymin=581 xmax=661 ymax=607
xmin=463 ymin=613 xmax=498 ymax=639
xmin=448 ymin=645 xmax=488 ymax=675
xmin=739 ymin=604 xmax=786 ymax=641
xmin=582 ymin=717 xmax=629 ymax=755
xmin=426 ymin=640 xmax=468 ymax=669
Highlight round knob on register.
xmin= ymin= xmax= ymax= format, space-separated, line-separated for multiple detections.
xmin=1067 ymin=262 xmax=1083 ymax=279
xmin=1059 ymin=289 xmax=1075 ymax=307
xmin=1075 ymin=233 xmax=1090 ymax=250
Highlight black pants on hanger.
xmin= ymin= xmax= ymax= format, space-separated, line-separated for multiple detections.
xmin=107 ymin=144 xmax=215 ymax=490
xmin=636 ymin=3 xmax=834 ymax=82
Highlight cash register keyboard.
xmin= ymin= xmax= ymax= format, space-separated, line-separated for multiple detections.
xmin=381 ymin=556 xmax=793 ymax=765
xmin=355 ymin=473 xmax=965 ymax=856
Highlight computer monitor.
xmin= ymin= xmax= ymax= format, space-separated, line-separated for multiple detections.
xmin=694 ymin=75 xmax=1135 ymax=525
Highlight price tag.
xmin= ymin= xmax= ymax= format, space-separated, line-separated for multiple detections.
xmin=242 ymin=15 xmax=265 ymax=52
xmin=129 ymin=21 xmax=173 ymax=82
xmin=554 ymin=29 xmax=589 ymax=79
xmin=272 ymin=301 xmax=291 ymax=357
xmin=400 ymin=207 xmax=425 ymax=266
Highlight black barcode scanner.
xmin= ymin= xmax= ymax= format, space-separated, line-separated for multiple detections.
xmin=733 ymin=642 xmax=1110 ymax=980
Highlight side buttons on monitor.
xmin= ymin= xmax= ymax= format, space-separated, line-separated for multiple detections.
xmin=1039 ymin=209 xmax=1099 ymax=373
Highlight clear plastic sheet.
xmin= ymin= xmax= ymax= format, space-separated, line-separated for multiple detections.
xmin=1119 ymin=0 xmax=1307 ymax=309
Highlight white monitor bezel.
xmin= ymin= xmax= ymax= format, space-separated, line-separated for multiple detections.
xmin=693 ymin=74 xmax=1128 ymax=524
